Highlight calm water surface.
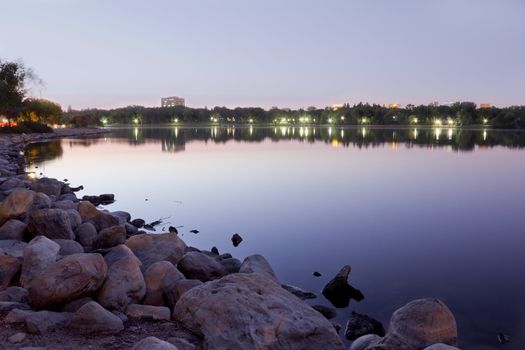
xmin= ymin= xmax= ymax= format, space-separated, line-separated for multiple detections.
xmin=26 ymin=127 xmax=525 ymax=349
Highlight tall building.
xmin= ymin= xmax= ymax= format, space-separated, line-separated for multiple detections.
xmin=161 ymin=96 xmax=185 ymax=107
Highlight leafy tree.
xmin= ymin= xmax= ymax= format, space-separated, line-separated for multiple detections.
xmin=0 ymin=60 xmax=39 ymax=124
xmin=21 ymin=98 xmax=63 ymax=124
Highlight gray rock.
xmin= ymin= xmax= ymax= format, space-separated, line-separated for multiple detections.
xmin=173 ymin=273 xmax=345 ymax=350
xmin=98 ymin=245 xmax=146 ymax=311
xmin=66 ymin=209 xmax=82 ymax=229
xmin=8 ymin=332 xmax=26 ymax=343
xmin=124 ymin=222 xmax=139 ymax=235
xmin=0 ymin=178 xmax=25 ymax=191
xmin=74 ymin=222 xmax=97 ymax=249
xmin=350 ymin=334 xmax=382 ymax=350
xmin=375 ymin=298 xmax=458 ymax=349
xmin=0 ymin=254 xmax=21 ymax=290
xmin=143 ymin=261 xmax=184 ymax=307
xmin=0 ymin=286 xmax=28 ymax=303
xmin=219 ymin=257 xmax=241 ymax=274
xmin=130 ymin=218 xmax=145 ymax=228
xmin=25 ymin=310 xmax=74 ymax=334
xmin=30 ymin=178 xmax=63 ymax=197
xmin=28 ymin=253 xmax=107 ymax=310
xmin=27 ymin=208 xmax=75 ymax=240
xmin=61 ymin=297 xmax=93 ymax=312
xmin=53 ymin=239 xmax=84 ymax=257
xmin=0 ymin=301 xmax=31 ymax=316
xmin=4 ymin=308 xmax=34 ymax=324
xmin=21 ymin=236 xmax=60 ymax=288
xmin=68 ymin=301 xmax=124 ymax=334
xmin=239 ymin=254 xmax=278 ymax=281
xmin=111 ymin=211 xmax=131 ymax=224
xmin=32 ymin=192 xmax=52 ymax=210
xmin=167 ymin=338 xmax=195 ymax=350
xmin=53 ymin=199 xmax=78 ymax=211
xmin=166 ymin=279 xmax=203 ymax=309
xmin=58 ymin=193 xmax=78 ymax=202
xmin=125 ymin=232 xmax=187 ymax=271
xmin=132 ymin=337 xmax=178 ymax=350
xmin=93 ymin=225 xmax=126 ymax=249
xmin=423 ymin=344 xmax=461 ymax=350
xmin=345 ymin=311 xmax=385 ymax=340
xmin=178 ymin=251 xmax=228 ymax=282
xmin=126 ymin=304 xmax=171 ymax=321
xmin=0 ymin=239 xmax=27 ymax=258
xmin=0 ymin=219 xmax=27 ymax=240
xmin=77 ymin=201 xmax=119 ymax=230
xmin=0 ymin=189 xmax=35 ymax=226
xmin=281 ymin=284 xmax=317 ymax=300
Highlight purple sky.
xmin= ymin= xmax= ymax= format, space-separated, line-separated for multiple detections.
xmin=1 ymin=0 xmax=524 ymax=109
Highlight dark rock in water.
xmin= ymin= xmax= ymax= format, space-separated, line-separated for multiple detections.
xmin=281 ymin=284 xmax=316 ymax=300
xmin=322 ymin=265 xmax=364 ymax=308
xmin=231 ymin=233 xmax=243 ymax=247
xmin=168 ymin=226 xmax=178 ymax=234
xmin=131 ymin=219 xmax=145 ymax=228
xmin=498 ymin=333 xmax=510 ymax=344
xmin=312 ymin=304 xmax=337 ymax=320
xmin=190 ymin=229 xmax=199 ymax=234
xmin=99 ymin=194 xmax=115 ymax=204
xmin=82 ymin=194 xmax=115 ymax=206
xmin=69 ymin=185 xmax=84 ymax=192
xmin=345 ymin=311 xmax=385 ymax=340
xmin=210 ymin=246 xmax=219 ymax=255
xmin=82 ymin=195 xmax=103 ymax=206
xmin=313 ymin=271 xmax=322 ymax=277
xmin=143 ymin=224 xmax=155 ymax=231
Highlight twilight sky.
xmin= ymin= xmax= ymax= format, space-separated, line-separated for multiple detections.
xmin=1 ymin=0 xmax=524 ymax=109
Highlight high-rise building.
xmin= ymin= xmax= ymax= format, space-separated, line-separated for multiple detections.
xmin=161 ymin=96 xmax=185 ymax=107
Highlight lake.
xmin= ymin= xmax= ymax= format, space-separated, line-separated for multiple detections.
xmin=25 ymin=126 xmax=525 ymax=349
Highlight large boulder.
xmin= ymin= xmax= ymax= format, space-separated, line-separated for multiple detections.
xmin=132 ymin=337 xmax=178 ymax=350
xmin=27 ymin=208 xmax=75 ymax=240
xmin=143 ymin=261 xmax=184 ymax=307
xmin=239 ymin=254 xmax=278 ymax=281
xmin=74 ymin=222 xmax=97 ymax=249
xmin=98 ymin=245 xmax=146 ymax=311
xmin=32 ymin=192 xmax=52 ymax=210
xmin=374 ymin=298 xmax=458 ymax=349
xmin=173 ymin=273 xmax=345 ymax=350
xmin=126 ymin=232 xmax=186 ymax=271
xmin=177 ymin=252 xmax=228 ymax=282
xmin=77 ymin=201 xmax=119 ymax=230
xmin=68 ymin=301 xmax=124 ymax=334
xmin=0 ymin=178 xmax=25 ymax=191
xmin=66 ymin=209 xmax=82 ymax=229
xmin=0 ymin=219 xmax=27 ymax=240
xmin=30 ymin=178 xmax=63 ymax=197
xmin=0 ymin=254 xmax=21 ymax=290
xmin=0 ymin=240 xmax=27 ymax=258
xmin=92 ymin=225 xmax=126 ymax=249
xmin=20 ymin=236 xmax=60 ymax=287
xmin=28 ymin=253 xmax=107 ymax=310
xmin=25 ymin=310 xmax=74 ymax=334
xmin=0 ymin=189 xmax=35 ymax=225
xmin=423 ymin=344 xmax=461 ymax=350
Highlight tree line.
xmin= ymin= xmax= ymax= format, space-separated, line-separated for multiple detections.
xmin=2 ymin=59 xmax=524 ymax=129
xmin=66 ymin=103 xmax=525 ymax=129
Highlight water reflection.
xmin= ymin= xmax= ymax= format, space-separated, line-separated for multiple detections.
xmin=24 ymin=127 xmax=525 ymax=164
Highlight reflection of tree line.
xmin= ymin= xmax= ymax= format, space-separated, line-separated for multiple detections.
xmin=23 ymin=127 xmax=525 ymax=163
xmin=112 ymin=127 xmax=525 ymax=152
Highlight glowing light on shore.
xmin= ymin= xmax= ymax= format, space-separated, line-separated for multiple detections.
xmin=434 ymin=119 xmax=442 ymax=126
xmin=483 ymin=118 xmax=488 ymax=124
xmin=447 ymin=118 xmax=455 ymax=126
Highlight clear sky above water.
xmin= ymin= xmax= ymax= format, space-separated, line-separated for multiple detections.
xmin=1 ymin=0 xmax=524 ymax=109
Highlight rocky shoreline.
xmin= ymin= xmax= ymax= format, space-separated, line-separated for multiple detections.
xmin=0 ymin=129 xmax=461 ymax=350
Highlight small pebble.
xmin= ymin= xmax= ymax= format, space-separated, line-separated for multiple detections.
xmin=313 ymin=271 xmax=322 ymax=277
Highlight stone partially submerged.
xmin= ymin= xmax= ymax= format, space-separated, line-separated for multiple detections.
xmin=173 ymin=273 xmax=345 ymax=350
xmin=322 ymin=265 xmax=364 ymax=308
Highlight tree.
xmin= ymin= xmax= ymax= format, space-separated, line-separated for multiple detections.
xmin=0 ymin=60 xmax=38 ymax=125
xmin=21 ymin=98 xmax=63 ymax=124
